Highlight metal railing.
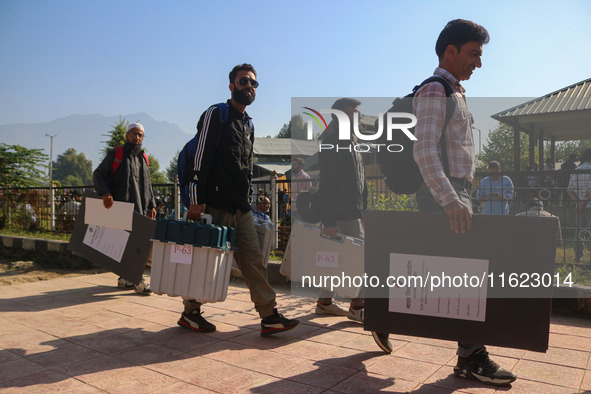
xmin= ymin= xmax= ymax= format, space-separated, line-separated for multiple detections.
xmin=1 ymin=170 xmax=589 ymax=266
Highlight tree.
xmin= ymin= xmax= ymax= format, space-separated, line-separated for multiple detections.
xmin=166 ymin=150 xmax=180 ymax=183
xmin=52 ymin=148 xmax=93 ymax=186
xmin=478 ymin=123 xmax=591 ymax=171
xmin=555 ymin=140 xmax=591 ymax=162
xmin=101 ymin=116 xmax=128 ymax=159
xmin=275 ymin=114 xmax=308 ymax=140
xmin=477 ymin=123 xmax=534 ymax=171
xmin=148 ymin=154 xmax=167 ymax=184
xmin=0 ymin=143 xmax=48 ymax=187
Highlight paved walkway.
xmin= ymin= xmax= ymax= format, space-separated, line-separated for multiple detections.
xmin=1 ymin=272 xmax=591 ymax=393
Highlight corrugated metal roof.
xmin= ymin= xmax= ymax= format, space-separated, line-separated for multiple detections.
xmin=491 ymin=78 xmax=591 ymax=141
xmin=493 ymin=78 xmax=591 ymax=118
xmin=253 ymin=138 xmax=318 ymax=156
xmin=253 ymin=162 xmax=291 ymax=175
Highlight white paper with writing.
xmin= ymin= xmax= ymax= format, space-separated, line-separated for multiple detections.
xmin=84 ymin=198 xmax=134 ymax=231
xmin=170 ymin=244 xmax=193 ymax=265
xmin=82 ymin=225 xmax=130 ymax=263
xmin=388 ymin=253 xmax=489 ymax=322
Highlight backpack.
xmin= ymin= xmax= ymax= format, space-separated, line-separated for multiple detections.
xmin=112 ymin=146 xmax=149 ymax=174
xmin=177 ymin=102 xmax=254 ymax=208
xmin=296 ymin=190 xmax=321 ymax=223
xmin=375 ymin=77 xmax=455 ymax=194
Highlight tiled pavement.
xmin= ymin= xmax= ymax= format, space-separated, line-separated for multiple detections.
xmin=1 ymin=273 xmax=591 ymax=393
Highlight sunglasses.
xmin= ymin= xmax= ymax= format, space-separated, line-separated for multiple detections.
xmin=237 ymin=77 xmax=259 ymax=89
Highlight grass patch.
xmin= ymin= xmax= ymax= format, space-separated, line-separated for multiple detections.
xmin=0 ymin=228 xmax=71 ymax=241
xmin=0 ymin=246 xmax=93 ymax=270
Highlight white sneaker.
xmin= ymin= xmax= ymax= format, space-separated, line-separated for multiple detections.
xmin=134 ymin=278 xmax=152 ymax=295
xmin=315 ymin=301 xmax=348 ymax=316
xmin=117 ymin=277 xmax=134 ymax=289
xmin=347 ymin=306 xmax=364 ymax=323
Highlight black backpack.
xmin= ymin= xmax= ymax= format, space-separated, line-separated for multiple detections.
xmin=376 ymin=77 xmax=455 ymax=194
xmin=296 ymin=190 xmax=321 ymax=223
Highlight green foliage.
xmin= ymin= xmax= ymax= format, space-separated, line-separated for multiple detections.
xmin=478 ymin=123 xmax=590 ymax=171
xmin=166 ymin=150 xmax=180 ymax=183
xmin=275 ymin=114 xmax=307 ymax=140
xmin=366 ymin=181 xmax=417 ymax=212
xmin=101 ymin=116 xmax=128 ymax=159
xmin=555 ymin=140 xmax=591 ymax=162
xmin=0 ymin=143 xmax=48 ymax=187
xmin=52 ymin=148 xmax=93 ymax=186
xmin=147 ymin=154 xmax=167 ymax=184
xmin=477 ymin=123 xmax=530 ymax=171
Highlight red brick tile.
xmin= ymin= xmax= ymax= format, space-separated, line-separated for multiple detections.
xmin=226 ymin=348 xmax=308 ymax=376
xmin=0 ymin=369 xmax=103 ymax=393
xmin=85 ymin=366 xmax=179 ymax=393
xmin=341 ymin=333 xmax=406 ymax=353
xmin=522 ymin=346 xmax=589 ymax=369
xmin=150 ymin=381 xmax=216 ymax=393
xmin=183 ymin=358 xmax=272 ymax=391
xmin=241 ymin=377 xmax=324 ymax=393
xmin=548 ymin=333 xmax=591 ymax=352
xmin=320 ymin=346 xmax=387 ymax=370
xmin=0 ymin=358 xmax=47 ymax=384
xmin=274 ymin=359 xmax=358 ymax=389
xmin=332 ymin=371 xmax=419 ymax=393
xmin=55 ymin=354 xmax=133 ymax=382
xmin=393 ymin=342 xmax=457 ymax=365
xmin=507 ymin=378 xmax=579 ymax=393
xmin=24 ymin=344 xmax=102 ymax=367
xmin=228 ymin=329 xmax=294 ymax=349
xmin=366 ymin=356 xmax=440 ymax=382
xmin=513 ymin=359 xmax=585 ymax=388
xmin=270 ymin=338 xmax=338 ymax=361
xmin=580 ymin=369 xmax=591 ymax=391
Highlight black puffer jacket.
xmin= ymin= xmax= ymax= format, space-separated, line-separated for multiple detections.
xmin=93 ymin=144 xmax=156 ymax=216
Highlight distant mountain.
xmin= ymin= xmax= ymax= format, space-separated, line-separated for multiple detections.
xmin=0 ymin=113 xmax=193 ymax=169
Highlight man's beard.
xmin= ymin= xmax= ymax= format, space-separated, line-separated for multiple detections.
xmin=232 ymin=86 xmax=256 ymax=106
xmin=123 ymin=141 xmax=142 ymax=155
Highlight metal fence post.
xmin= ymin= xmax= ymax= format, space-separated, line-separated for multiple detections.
xmin=50 ymin=185 xmax=56 ymax=231
xmin=174 ymin=176 xmax=180 ymax=220
xmin=270 ymin=172 xmax=278 ymax=249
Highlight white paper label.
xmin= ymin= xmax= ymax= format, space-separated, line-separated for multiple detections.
xmin=170 ymin=244 xmax=193 ymax=265
xmin=82 ymin=225 xmax=129 ymax=263
xmin=388 ymin=253 xmax=489 ymax=322
xmin=316 ymin=252 xmax=338 ymax=268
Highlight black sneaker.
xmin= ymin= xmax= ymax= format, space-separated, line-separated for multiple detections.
xmin=260 ymin=308 xmax=300 ymax=337
xmin=177 ymin=310 xmax=216 ymax=333
xmin=371 ymin=331 xmax=392 ymax=354
xmin=453 ymin=347 xmax=517 ymax=386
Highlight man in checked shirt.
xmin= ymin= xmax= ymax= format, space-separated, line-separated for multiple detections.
xmin=372 ymin=19 xmax=517 ymax=386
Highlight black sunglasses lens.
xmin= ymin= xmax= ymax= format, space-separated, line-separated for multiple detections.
xmin=239 ymin=77 xmax=258 ymax=88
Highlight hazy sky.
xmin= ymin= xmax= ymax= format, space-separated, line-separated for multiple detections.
xmin=1 ymin=0 xmax=590 ymax=142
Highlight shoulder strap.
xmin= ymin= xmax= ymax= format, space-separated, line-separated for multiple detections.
xmin=112 ymin=146 xmax=124 ymax=174
xmin=143 ymin=152 xmax=149 ymax=166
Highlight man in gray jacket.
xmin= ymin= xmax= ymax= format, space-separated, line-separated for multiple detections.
xmin=93 ymin=122 xmax=156 ymax=294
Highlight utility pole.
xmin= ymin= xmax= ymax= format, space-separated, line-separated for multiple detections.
xmin=473 ymin=127 xmax=482 ymax=154
xmin=45 ymin=133 xmax=57 ymax=231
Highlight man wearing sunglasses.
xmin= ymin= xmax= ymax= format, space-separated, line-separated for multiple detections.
xmin=179 ymin=63 xmax=300 ymax=336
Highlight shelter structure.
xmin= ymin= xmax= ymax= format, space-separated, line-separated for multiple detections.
xmin=492 ymin=78 xmax=591 ymax=170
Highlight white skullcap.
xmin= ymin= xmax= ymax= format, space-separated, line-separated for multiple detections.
xmin=126 ymin=122 xmax=144 ymax=132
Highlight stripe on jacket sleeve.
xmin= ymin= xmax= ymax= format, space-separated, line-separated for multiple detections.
xmin=194 ymin=106 xmax=216 ymax=172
